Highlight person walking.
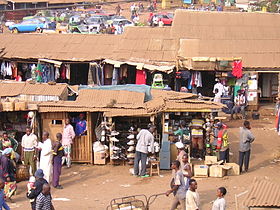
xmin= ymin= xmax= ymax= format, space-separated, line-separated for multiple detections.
xmin=239 ymin=121 xmax=255 ymax=173
xmin=35 ymin=184 xmax=54 ymax=210
xmin=166 ymin=160 xmax=186 ymax=210
xmin=62 ymin=119 xmax=75 ymax=168
xmin=38 ymin=132 xmax=53 ymax=183
xmin=134 ymin=125 xmax=156 ymax=177
xmin=27 ymin=169 xmax=48 ymax=210
xmin=52 ymin=133 xmax=64 ymax=189
xmin=21 ymin=127 xmax=38 ymax=175
xmin=186 ymin=179 xmax=200 ymax=210
xmin=212 ymin=187 xmax=227 ymax=210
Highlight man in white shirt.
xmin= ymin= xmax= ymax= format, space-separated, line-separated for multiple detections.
xmin=213 ymin=79 xmax=225 ymax=97
xmin=21 ymin=127 xmax=38 ymax=175
xmin=134 ymin=125 xmax=156 ymax=177
xmin=38 ymin=132 xmax=53 ymax=183
xmin=231 ymin=90 xmax=246 ymax=119
xmin=212 ymin=187 xmax=227 ymax=210
xmin=186 ymin=179 xmax=200 ymax=210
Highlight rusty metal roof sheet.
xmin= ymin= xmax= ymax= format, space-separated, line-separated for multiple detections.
xmin=0 ymin=82 xmax=25 ymax=97
xmin=243 ymin=179 xmax=280 ymax=208
xmin=22 ymin=83 xmax=68 ymax=96
xmin=76 ymin=89 xmax=145 ymax=109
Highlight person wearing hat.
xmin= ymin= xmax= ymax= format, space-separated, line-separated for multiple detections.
xmin=27 ymin=169 xmax=48 ymax=210
xmin=0 ymin=148 xmax=16 ymax=202
xmin=175 ymin=142 xmax=187 ymax=171
xmin=231 ymin=90 xmax=246 ymax=119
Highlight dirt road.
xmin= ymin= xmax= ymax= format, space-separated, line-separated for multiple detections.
xmin=9 ymin=117 xmax=280 ymax=209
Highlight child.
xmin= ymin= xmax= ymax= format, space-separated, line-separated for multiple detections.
xmin=212 ymin=187 xmax=227 ymax=210
xmin=27 ymin=176 xmax=36 ymax=203
xmin=0 ymin=179 xmax=10 ymax=210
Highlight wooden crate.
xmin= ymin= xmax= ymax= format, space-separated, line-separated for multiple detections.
xmin=94 ymin=151 xmax=106 ymax=165
xmin=204 ymin=156 xmax=218 ymax=165
xmin=194 ymin=165 xmax=209 ymax=177
xmin=224 ymin=163 xmax=240 ymax=176
xmin=209 ymin=165 xmax=226 ymax=178
xmin=15 ymin=101 xmax=27 ymax=111
xmin=2 ymin=102 xmax=14 ymax=111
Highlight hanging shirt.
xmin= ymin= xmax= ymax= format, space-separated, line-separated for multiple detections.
xmin=135 ymin=70 xmax=146 ymax=85
xmin=232 ymin=61 xmax=243 ymax=79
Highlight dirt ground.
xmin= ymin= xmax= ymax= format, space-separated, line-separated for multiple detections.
xmin=7 ymin=116 xmax=280 ymax=209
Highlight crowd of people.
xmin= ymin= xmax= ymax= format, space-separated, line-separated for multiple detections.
xmin=0 ymin=113 xmax=87 ymax=209
xmin=164 ymin=120 xmax=255 ymax=210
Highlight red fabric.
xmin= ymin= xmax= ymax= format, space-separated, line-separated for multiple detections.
xmin=217 ymin=129 xmax=224 ymax=149
xmin=232 ymin=61 xmax=243 ymax=78
xmin=136 ymin=70 xmax=146 ymax=85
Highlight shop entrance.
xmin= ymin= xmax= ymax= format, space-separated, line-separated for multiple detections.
xmin=258 ymin=73 xmax=278 ymax=103
xmin=70 ymin=63 xmax=89 ymax=85
xmin=198 ymin=71 xmax=216 ymax=97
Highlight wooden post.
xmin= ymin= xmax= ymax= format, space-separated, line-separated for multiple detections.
xmin=87 ymin=112 xmax=93 ymax=164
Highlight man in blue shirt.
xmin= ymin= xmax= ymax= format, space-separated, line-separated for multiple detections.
xmin=74 ymin=114 xmax=87 ymax=136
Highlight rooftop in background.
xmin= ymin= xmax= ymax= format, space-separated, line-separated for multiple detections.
xmin=0 ymin=34 xmax=119 ymax=62
xmin=171 ymin=10 xmax=280 ymax=40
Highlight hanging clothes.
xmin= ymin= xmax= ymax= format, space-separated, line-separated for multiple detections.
xmin=232 ymin=61 xmax=243 ymax=79
xmin=36 ymin=63 xmax=43 ymax=82
xmin=112 ymin=68 xmax=119 ymax=85
xmin=60 ymin=64 xmax=66 ymax=80
xmin=11 ymin=62 xmax=17 ymax=78
xmin=31 ymin=64 xmax=37 ymax=81
xmin=6 ymin=62 xmax=12 ymax=76
xmin=65 ymin=64 xmax=71 ymax=80
xmin=0 ymin=62 xmax=5 ymax=76
xmin=135 ymin=69 xmax=146 ymax=85
xmin=88 ymin=64 xmax=95 ymax=85
xmin=55 ymin=67 xmax=60 ymax=80
xmin=190 ymin=71 xmax=202 ymax=88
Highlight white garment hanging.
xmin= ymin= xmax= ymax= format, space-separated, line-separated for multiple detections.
xmin=65 ymin=64 xmax=70 ymax=80
xmin=1 ymin=62 xmax=5 ymax=76
xmin=6 ymin=62 xmax=12 ymax=76
xmin=196 ymin=72 xmax=202 ymax=87
xmin=55 ymin=67 xmax=60 ymax=79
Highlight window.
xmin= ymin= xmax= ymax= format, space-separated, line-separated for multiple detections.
xmin=51 ymin=120 xmax=62 ymax=125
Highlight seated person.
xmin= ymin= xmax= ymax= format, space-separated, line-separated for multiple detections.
xmin=231 ymin=90 xmax=246 ymax=119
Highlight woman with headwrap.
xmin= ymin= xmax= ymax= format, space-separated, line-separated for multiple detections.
xmin=0 ymin=148 xmax=17 ymax=201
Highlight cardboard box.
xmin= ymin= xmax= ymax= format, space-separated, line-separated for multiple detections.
xmin=194 ymin=165 xmax=208 ymax=177
xmin=94 ymin=151 xmax=106 ymax=165
xmin=225 ymin=163 xmax=240 ymax=176
xmin=204 ymin=156 xmax=218 ymax=165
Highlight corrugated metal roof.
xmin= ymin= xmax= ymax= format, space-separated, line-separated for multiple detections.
xmin=0 ymin=82 xmax=67 ymax=97
xmin=76 ymin=89 xmax=145 ymax=109
xmin=243 ymin=179 xmax=280 ymax=208
xmin=22 ymin=83 xmax=68 ymax=96
xmin=0 ymin=82 xmax=26 ymax=97
xmin=165 ymin=100 xmax=223 ymax=111
xmin=104 ymin=108 xmax=150 ymax=117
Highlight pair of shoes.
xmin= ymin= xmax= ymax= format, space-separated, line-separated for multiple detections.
xmin=54 ymin=185 xmax=63 ymax=189
xmin=127 ymin=134 xmax=135 ymax=139
xmin=110 ymin=137 xmax=119 ymax=142
xmin=140 ymin=174 xmax=150 ymax=178
xmin=127 ymin=146 xmax=135 ymax=152
xmin=127 ymin=153 xmax=135 ymax=159
xmin=111 ymin=131 xmax=119 ymax=136
xmin=127 ymin=140 xmax=135 ymax=145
